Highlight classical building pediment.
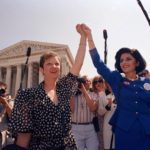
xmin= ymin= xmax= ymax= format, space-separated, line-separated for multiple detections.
xmin=0 ymin=40 xmax=74 ymax=61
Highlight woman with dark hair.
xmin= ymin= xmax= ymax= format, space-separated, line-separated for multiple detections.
xmin=81 ymin=24 xmax=150 ymax=150
xmin=115 ymin=48 xmax=146 ymax=74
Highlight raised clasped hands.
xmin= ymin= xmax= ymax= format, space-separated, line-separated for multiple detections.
xmin=76 ymin=23 xmax=91 ymax=38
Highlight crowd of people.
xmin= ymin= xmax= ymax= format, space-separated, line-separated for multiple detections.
xmin=0 ymin=24 xmax=150 ymax=150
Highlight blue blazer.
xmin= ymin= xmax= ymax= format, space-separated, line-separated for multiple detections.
xmin=90 ymin=48 xmax=150 ymax=134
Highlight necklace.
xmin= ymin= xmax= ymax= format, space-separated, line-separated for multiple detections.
xmin=126 ymin=75 xmax=139 ymax=81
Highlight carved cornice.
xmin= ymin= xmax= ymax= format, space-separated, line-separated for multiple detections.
xmin=0 ymin=40 xmax=74 ymax=67
xmin=0 ymin=45 xmax=24 ymax=59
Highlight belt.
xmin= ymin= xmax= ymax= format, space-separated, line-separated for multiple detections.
xmin=71 ymin=122 xmax=92 ymax=125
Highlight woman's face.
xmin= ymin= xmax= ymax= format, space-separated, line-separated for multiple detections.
xmin=120 ymin=53 xmax=138 ymax=74
xmin=95 ymin=82 xmax=105 ymax=92
xmin=40 ymin=56 xmax=61 ymax=79
xmin=94 ymin=79 xmax=105 ymax=92
xmin=83 ymin=78 xmax=91 ymax=90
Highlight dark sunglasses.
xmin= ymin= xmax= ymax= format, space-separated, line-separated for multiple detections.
xmin=93 ymin=79 xmax=103 ymax=84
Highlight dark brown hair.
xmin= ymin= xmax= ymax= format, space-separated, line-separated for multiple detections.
xmin=115 ymin=47 xmax=146 ymax=73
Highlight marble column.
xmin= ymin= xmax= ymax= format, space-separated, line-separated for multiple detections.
xmin=27 ymin=63 xmax=33 ymax=88
xmin=61 ymin=57 xmax=67 ymax=76
xmin=15 ymin=64 xmax=22 ymax=93
xmin=65 ymin=62 xmax=69 ymax=74
xmin=39 ymin=67 xmax=43 ymax=83
xmin=6 ymin=66 xmax=12 ymax=94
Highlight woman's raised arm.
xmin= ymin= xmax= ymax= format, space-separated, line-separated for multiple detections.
xmin=70 ymin=24 xmax=87 ymax=75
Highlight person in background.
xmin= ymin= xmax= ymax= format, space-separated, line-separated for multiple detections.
xmin=82 ymin=24 xmax=150 ymax=150
xmin=91 ymin=75 xmax=105 ymax=150
xmin=101 ymin=82 xmax=116 ymax=150
xmin=3 ymin=23 xmax=87 ymax=150
xmin=138 ymin=69 xmax=150 ymax=78
xmin=70 ymin=75 xmax=99 ymax=150
xmin=92 ymin=76 xmax=116 ymax=150
xmin=0 ymin=81 xmax=13 ymax=149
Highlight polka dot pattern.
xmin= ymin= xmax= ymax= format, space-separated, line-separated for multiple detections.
xmin=9 ymin=73 xmax=78 ymax=149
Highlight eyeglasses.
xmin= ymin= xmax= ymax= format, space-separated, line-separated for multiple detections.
xmin=93 ymin=79 xmax=103 ymax=84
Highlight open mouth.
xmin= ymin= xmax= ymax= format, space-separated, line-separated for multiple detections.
xmin=122 ymin=65 xmax=130 ymax=69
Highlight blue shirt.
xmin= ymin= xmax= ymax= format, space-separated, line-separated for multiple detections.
xmin=90 ymin=48 xmax=150 ymax=134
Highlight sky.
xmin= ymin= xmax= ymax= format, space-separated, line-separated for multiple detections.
xmin=0 ymin=0 xmax=150 ymax=78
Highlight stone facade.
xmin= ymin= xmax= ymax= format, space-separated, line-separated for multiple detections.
xmin=0 ymin=40 xmax=74 ymax=97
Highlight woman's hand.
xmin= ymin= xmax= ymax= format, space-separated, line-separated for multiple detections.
xmin=81 ymin=24 xmax=95 ymax=50
xmin=107 ymin=98 xmax=113 ymax=106
xmin=76 ymin=23 xmax=92 ymax=39
xmin=76 ymin=24 xmax=85 ymax=36
xmin=0 ymin=96 xmax=6 ymax=105
xmin=0 ymin=96 xmax=13 ymax=117
xmin=81 ymin=24 xmax=92 ymax=38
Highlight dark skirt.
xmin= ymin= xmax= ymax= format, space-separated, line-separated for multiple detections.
xmin=115 ymin=120 xmax=150 ymax=150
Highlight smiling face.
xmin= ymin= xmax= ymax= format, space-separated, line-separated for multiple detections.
xmin=40 ymin=56 xmax=61 ymax=80
xmin=115 ymin=48 xmax=146 ymax=74
xmin=95 ymin=80 xmax=105 ymax=92
xmin=92 ymin=76 xmax=105 ymax=92
xmin=120 ymin=53 xmax=139 ymax=74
